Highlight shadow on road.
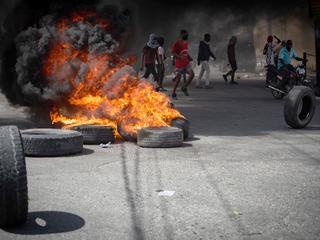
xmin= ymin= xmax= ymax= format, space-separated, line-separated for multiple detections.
xmin=65 ymin=147 xmax=95 ymax=157
xmin=2 ymin=211 xmax=85 ymax=235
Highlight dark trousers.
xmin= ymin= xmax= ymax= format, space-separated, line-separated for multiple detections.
xmin=266 ymin=64 xmax=274 ymax=84
xmin=156 ymin=64 xmax=165 ymax=88
xmin=143 ymin=64 xmax=158 ymax=82
xmin=225 ymin=63 xmax=237 ymax=81
xmin=279 ymin=64 xmax=295 ymax=88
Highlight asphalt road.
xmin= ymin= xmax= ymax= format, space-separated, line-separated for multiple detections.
xmin=1 ymin=78 xmax=320 ymax=240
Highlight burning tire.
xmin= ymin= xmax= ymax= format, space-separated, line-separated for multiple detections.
xmin=118 ymin=125 xmax=137 ymax=142
xmin=71 ymin=125 xmax=115 ymax=145
xmin=21 ymin=129 xmax=83 ymax=157
xmin=284 ymin=86 xmax=316 ymax=129
xmin=171 ymin=118 xmax=189 ymax=140
xmin=137 ymin=127 xmax=183 ymax=148
xmin=0 ymin=126 xmax=28 ymax=227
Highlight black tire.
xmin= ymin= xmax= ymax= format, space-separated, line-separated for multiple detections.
xmin=71 ymin=125 xmax=115 ymax=145
xmin=137 ymin=127 xmax=183 ymax=148
xmin=284 ymin=86 xmax=316 ymax=129
xmin=171 ymin=118 xmax=189 ymax=140
xmin=0 ymin=126 xmax=28 ymax=227
xmin=21 ymin=129 xmax=83 ymax=157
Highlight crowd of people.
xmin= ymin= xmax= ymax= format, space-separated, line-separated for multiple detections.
xmin=140 ymin=29 xmax=240 ymax=100
xmin=140 ymin=29 xmax=305 ymax=99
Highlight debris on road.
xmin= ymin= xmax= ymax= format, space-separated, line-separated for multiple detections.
xmin=99 ymin=142 xmax=112 ymax=148
xmin=157 ymin=190 xmax=176 ymax=197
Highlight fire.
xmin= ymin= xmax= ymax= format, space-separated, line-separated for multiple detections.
xmin=44 ymin=10 xmax=183 ymax=138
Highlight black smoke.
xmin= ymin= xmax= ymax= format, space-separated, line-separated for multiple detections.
xmin=0 ymin=0 xmax=131 ymax=106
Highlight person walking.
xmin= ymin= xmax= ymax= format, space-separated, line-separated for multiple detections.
xmin=141 ymin=33 xmax=159 ymax=87
xmin=156 ymin=37 xmax=167 ymax=91
xmin=223 ymin=36 xmax=238 ymax=85
xmin=171 ymin=29 xmax=194 ymax=99
xmin=196 ymin=33 xmax=216 ymax=89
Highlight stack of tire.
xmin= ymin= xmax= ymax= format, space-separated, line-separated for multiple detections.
xmin=284 ymin=86 xmax=316 ymax=129
xmin=0 ymin=126 xmax=28 ymax=227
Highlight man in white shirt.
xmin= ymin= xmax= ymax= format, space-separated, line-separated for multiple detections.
xmin=156 ymin=37 xmax=167 ymax=91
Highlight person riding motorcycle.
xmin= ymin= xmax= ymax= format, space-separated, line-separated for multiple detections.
xmin=277 ymin=40 xmax=304 ymax=89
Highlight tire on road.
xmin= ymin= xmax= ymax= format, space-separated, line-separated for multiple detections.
xmin=21 ymin=129 xmax=83 ymax=157
xmin=118 ymin=124 xmax=137 ymax=142
xmin=284 ymin=86 xmax=316 ymax=129
xmin=137 ymin=127 xmax=183 ymax=148
xmin=171 ymin=118 xmax=189 ymax=140
xmin=71 ymin=125 xmax=115 ymax=144
xmin=0 ymin=126 xmax=28 ymax=227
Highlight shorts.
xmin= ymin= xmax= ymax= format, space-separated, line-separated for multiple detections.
xmin=174 ymin=64 xmax=193 ymax=77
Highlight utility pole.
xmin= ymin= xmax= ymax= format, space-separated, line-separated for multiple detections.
xmin=309 ymin=0 xmax=320 ymax=95
xmin=315 ymin=19 xmax=320 ymax=94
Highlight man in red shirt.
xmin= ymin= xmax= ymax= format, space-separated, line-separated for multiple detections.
xmin=171 ymin=29 xmax=194 ymax=99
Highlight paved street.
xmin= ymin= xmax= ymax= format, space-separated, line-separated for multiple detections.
xmin=1 ymin=78 xmax=320 ymax=240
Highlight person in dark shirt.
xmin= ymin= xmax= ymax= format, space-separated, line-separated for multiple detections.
xmin=196 ymin=33 xmax=216 ymax=88
xmin=223 ymin=36 xmax=238 ymax=85
xmin=141 ymin=33 xmax=159 ymax=86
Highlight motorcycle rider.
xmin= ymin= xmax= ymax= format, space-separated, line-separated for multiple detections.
xmin=277 ymin=40 xmax=304 ymax=89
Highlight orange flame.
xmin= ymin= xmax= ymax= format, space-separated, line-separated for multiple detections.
xmin=44 ymin=10 xmax=183 ymax=138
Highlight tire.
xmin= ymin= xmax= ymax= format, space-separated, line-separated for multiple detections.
xmin=137 ymin=127 xmax=183 ymax=148
xmin=284 ymin=86 xmax=316 ymax=129
xmin=21 ymin=129 xmax=83 ymax=157
xmin=118 ymin=124 xmax=137 ymax=142
xmin=0 ymin=126 xmax=28 ymax=227
xmin=71 ymin=125 xmax=115 ymax=145
xmin=171 ymin=118 xmax=189 ymax=140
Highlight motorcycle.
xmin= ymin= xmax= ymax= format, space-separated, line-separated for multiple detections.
xmin=266 ymin=64 xmax=312 ymax=100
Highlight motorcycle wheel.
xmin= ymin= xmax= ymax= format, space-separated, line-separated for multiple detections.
xmin=271 ymin=89 xmax=285 ymax=100
xmin=270 ymin=79 xmax=285 ymax=100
